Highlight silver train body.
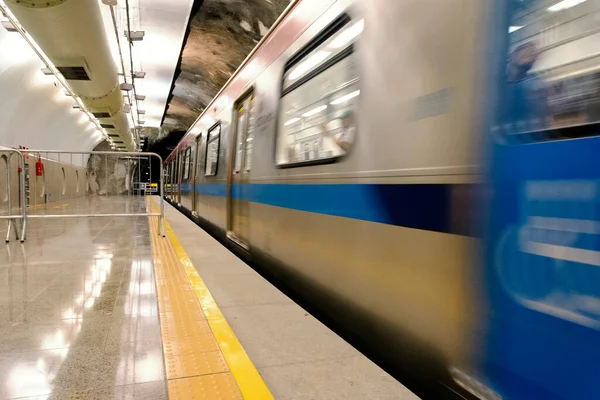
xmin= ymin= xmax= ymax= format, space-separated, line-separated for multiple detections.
xmin=166 ymin=0 xmax=489 ymax=397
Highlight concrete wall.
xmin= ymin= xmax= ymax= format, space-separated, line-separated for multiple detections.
xmin=0 ymin=26 xmax=104 ymax=151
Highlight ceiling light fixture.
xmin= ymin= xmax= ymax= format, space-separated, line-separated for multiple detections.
xmin=330 ymin=19 xmax=364 ymax=49
xmin=284 ymin=117 xmax=301 ymax=126
xmin=1 ymin=19 xmax=16 ymax=32
xmin=120 ymin=82 xmax=134 ymax=91
xmin=509 ymin=26 xmax=524 ymax=33
xmin=302 ymin=105 xmax=327 ymax=117
xmin=125 ymin=30 xmax=145 ymax=41
xmin=548 ymin=0 xmax=587 ymax=11
xmin=289 ymin=51 xmax=331 ymax=81
xmin=331 ymin=90 xmax=360 ymax=105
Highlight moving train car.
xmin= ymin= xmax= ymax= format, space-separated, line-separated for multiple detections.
xmin=165 ymin=0 xmax=600 ymax=398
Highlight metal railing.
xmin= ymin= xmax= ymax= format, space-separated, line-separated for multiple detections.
xmin=0 ymin=149 xmax=27 ymax=243
xmin=1 ymin=150 xmax=165 ymax=242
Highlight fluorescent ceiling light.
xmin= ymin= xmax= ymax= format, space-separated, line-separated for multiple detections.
xmin=284 ymin=117 xmax=301 ymax=126
xmin=548 ymin=0 xmax=587 ymax=12
xmin=302 ymin=105 xmax=327 ymax=117
xmin=509 ymin=26 xmax=523 ymax=33
xmin=1 ymin=19 xmax=16 ymax=32
xmin=289 ymin=51 xmax=331 ymax=81
xmin=330 ymin=19 xmax=364 ymax=49
xmin=331 ymin=90 xmax=360 ymax=105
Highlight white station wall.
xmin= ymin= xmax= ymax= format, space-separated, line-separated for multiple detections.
xmin=0 ymin=26 xmax=104 ymax=154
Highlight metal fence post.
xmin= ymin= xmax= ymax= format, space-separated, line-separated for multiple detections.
xmin=19 ymin=151 xmax=26 ymax=242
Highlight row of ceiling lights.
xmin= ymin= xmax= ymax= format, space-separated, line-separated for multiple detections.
xmin=0 ymin=1 xmax=146 ymax=152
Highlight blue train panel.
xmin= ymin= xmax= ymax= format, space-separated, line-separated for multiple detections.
xmin=484 ymin=0 xmax=600 ymax=398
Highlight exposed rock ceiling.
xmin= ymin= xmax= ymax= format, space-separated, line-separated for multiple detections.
xmin=158 ymin=0 xmax=292 ymax=136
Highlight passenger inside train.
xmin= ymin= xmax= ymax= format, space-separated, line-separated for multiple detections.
xmin=505 ymin=41 xmax=549 ymax=130
xmin=321 ymin=110 xmax=356 ymax=153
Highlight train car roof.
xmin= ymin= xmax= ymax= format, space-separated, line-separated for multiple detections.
xmin=164 ymin=0 xmax=312 ymax=163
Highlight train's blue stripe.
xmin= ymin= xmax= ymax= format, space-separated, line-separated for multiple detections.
xmin=180 ymin=183 xmax=474 ymax=235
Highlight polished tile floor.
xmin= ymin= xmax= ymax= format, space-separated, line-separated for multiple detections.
xmin=0 ymin=197 xmax=167 ymax=399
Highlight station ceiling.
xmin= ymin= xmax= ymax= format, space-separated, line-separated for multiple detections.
xmin=159 ymin=0 xmax=292 ymax=135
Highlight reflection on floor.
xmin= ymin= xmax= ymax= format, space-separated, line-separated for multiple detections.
xmin=0 ymin=197 xmax=167 ymax=399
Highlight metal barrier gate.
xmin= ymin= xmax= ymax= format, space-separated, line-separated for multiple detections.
xmin=1 ymin=150 xmax=165 ymax=242
xmin=0 ymin=149 xmax=27 ymax=243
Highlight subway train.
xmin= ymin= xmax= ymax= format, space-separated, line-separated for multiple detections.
xmin=164 ymin=0 xmax=600 ymax=399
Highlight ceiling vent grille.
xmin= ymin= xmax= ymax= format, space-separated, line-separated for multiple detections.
xmin=92 ymin=112 xmax=111 ymax=118
xmin=56 ymin=66 xmax=90 ymax=81
xmin=55 ymin=58 xmax=91 ymax=81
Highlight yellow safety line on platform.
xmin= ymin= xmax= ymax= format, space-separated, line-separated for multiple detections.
xmin=147 ymin=198 xmax=273 ymax=400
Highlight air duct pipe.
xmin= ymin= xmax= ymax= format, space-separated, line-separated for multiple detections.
xmin=4 ymin=0 xmax=135 ymax=151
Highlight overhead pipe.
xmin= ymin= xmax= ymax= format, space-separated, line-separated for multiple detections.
xmin=108 ymin=4 xmax=138 ymax=144
xmin=4 ymin=0 xmax=135 ymax=151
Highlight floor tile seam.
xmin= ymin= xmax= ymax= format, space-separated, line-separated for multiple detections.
xmin=166 ymin=367 xmax=231 ymax=382
xmin=217 ymin=299 xmax=294 ymax=309
xmin=104 ymin=261 xmax=131 ymax=350
xmin=166 ymin=370 xmax=232 ymax=383
xmin=155 ymin=199 xmax=274 ymax=400
xmin=90 ymin=218 xmax=116 ymax=242
xmin=255 ymin=354 xmax=363 ymax=370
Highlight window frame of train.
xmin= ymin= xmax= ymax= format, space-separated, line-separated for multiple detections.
xmin=275 ymin=13 xmax=362 ymax=169
xmin=204 ymin=122 xmax=221 ymax=177
xmin=196 ymin=132 xmax=207 ymax=177
xmin=182 ymin=146 xmax=192 ymax=180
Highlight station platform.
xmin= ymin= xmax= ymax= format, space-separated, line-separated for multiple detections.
xmin=0 ymin=196 xmax=419 ymax=400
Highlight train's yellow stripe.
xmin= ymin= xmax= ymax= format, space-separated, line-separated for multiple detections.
xmin=147 ymin=197 xmax=273 ymax=400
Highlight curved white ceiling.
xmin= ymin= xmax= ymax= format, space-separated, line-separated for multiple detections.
xmin=0 ymin=27 xmax=104 ymax=152
xmin=98 ymin=0 xmax=194 ymax=129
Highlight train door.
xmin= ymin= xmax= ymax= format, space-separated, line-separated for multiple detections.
xmin=227 ymin=91 xmax=256 ymax=248
xmin=482 ymin=1 xmax=600 ymax=399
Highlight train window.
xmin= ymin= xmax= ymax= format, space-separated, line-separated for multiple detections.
xmin=182 ymin=147 xmax=192 ymax=180
xmin=233 ymin=106 xmax=248 ymax=173
xmin=276 ymin=16 xmax=362 ymax=167
xmin=205 ymin=123 xmax=221 ymax=176
xmin=233 ymin=94 xmax=257 ymax=173
xmin=196 ymin=133 xmax=207 ymax=177
xmin=499 ymin=0 xmax=600 ymax=140
xmin=245 ymin=96 xmax=256 ymax=171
